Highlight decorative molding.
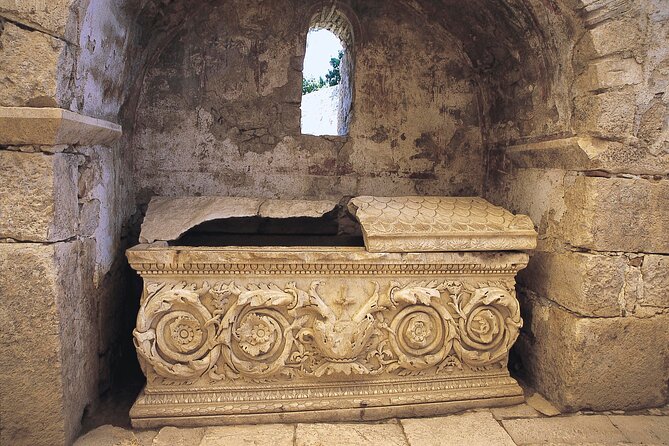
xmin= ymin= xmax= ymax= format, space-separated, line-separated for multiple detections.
xmin=129 ymin=261 xmax=527 ymax=275
xmin=0 ymin=107 xmax=122 ymax=146
xmin=127 ymin=246 xmax=531 ymax=274
xmin=127 ymin=246 xmax=528 ymax=426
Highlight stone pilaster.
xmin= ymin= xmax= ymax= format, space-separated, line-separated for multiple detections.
xmin=0 ymin=106 xmax=121 ymax=446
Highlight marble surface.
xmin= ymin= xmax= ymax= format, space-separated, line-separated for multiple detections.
xmin=139 ymin=196 xmax=338 ymax=243
xmin=348 ymin=196 xmax=537 ymax=252
xmin=126 ymin=244 xmax=528 ymax=427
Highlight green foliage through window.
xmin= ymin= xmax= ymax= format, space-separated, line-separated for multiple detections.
xmin=302 ymin=50 xmax=343 ymax=94
xmin=302 ymin=76 xmax=326 ymax=94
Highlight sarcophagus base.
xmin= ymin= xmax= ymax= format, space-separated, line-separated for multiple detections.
xmin=127 ymin=247 xmax=529 ymax=428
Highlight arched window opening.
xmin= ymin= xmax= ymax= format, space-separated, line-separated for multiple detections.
xmin=301 ymin=7 xmax=354 ymax=136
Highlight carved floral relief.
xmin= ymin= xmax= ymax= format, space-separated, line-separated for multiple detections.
xmin=134 ymin=277 xmax=522 ymax=385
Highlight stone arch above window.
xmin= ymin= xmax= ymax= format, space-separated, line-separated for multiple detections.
xmin=310 ymin=4 xmax=355 ymax=48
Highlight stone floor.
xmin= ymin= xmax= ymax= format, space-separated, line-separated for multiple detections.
xmin=75 ymin=393 xmax=669 ymax=446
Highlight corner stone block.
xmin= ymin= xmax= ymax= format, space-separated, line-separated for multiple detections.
xmin=0 ymin=22 xmax=72 ymax=108
xmin=586 ymin=18 xmax=644 ymax=59
xmin=517 ymin=296 xmax=669 ymax=411
xmin=0 ymin=242 xmax=87 ymax=446
xmin=0 ymin=150 xmax=78 ymax=242
xmin=573 ymin=88 xmax=637 ymax=138
xmin=519 ymin=251 xmax=626 ymax=317
xmin=576 ymin=57 xmax=643 ymax=92
xmin=561 ymin=176 xmax=669 ymax=253
xmin=57 ymin=237 xmax=98 ymax=445
xmin=0 ymin=0 xmax=78 ymax=42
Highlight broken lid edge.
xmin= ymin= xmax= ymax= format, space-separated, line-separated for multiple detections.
xmin=139 ymin=196 xmax=339 ymax=243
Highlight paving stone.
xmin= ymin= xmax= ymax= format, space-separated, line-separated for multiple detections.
xmin=401 ymin=412 xmax=515 ymax=446
xmin=502 ymin=415 xmax=628 ymax=445
xmin=490 ymin=403 xmax=542 ymax=420
xmin=199 ymin=424 xmax=294 ymax=446
xmin=526 ymin=393 xmax=561 ymax=417
xmin=152 ymin=426 xmax=205 ymax=445
xmin=608 ymin=415 xmax=669 ymax=444
xmin=296 ymin=422 xmax=407 ymax=446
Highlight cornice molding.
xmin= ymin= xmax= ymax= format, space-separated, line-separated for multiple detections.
xmin=0 ymin=107 xmax=122 ymax=146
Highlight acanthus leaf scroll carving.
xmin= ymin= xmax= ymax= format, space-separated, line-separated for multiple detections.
xmin=134 ymin=278 xmax=522 ymax=385
xmin=133 ymin=282 xmax=220 ymax=383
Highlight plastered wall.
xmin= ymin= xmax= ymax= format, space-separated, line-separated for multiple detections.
xmin=131 ymin=0 xmax=484 ymax=202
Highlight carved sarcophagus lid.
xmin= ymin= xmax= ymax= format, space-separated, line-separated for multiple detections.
xmin=349 ymin=196 xmax=537 ymax=252
xmin=127 ymin=196 xmax=537 ymax=428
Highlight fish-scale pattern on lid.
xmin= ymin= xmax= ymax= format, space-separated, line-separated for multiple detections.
xmin=348 ymin=196 xmax=537 ymax=252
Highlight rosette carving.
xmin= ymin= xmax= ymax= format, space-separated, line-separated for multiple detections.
xmin=133 ymin=283 xmax=219 ymax=382
xmin=385 ymin=281 xmax=456 ymax=372
xmin=212 ymin=283 xmax=309 ymax=379
xmin=450 ymin=284 xmax=522 ymax=367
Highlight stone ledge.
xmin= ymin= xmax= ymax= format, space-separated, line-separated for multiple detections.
xmin=503 ymin=135 xmax=669 ymax=175
xmin=0 ymin=107 xmax=122 ymax=146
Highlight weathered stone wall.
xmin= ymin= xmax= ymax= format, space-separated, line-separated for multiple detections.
xmin=0 ymin=143 xmax=116 ymax=446
xmin=1 ymin=1 xmax=137 ymax=444
xmin=131 ymin=0 xmax=483 ymax=202
xmin=1 ymin=0 xmax=668 ymax=444
xmin=485 ymin=0 xmax=669 ymax=411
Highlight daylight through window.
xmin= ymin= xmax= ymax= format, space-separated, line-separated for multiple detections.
xmin=301 ymin=8 xmax=353 ymax=136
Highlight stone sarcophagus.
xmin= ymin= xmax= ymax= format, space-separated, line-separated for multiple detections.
xmin=127 ymin=196 xmax=536 ymax=427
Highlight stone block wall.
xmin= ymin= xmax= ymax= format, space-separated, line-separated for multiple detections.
xmin=0 ymin=148 xmax=91 ymax=445
xmin=0 ymin=111 xmax=128 ymax=446
xmin=488 ymin=170 xmax=669 ymax=412
xmin=486 ymin=0 xmax=669 ymax=411
xmin=1 ymin=0 xmax=139 ymax=442
xmin=0 ymin=242 xmax=79 ymax=445
xmin=0 ymin=115 xmax=124 ymax=445
xmin=0 ymin=150 xmax=78 ymax=241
